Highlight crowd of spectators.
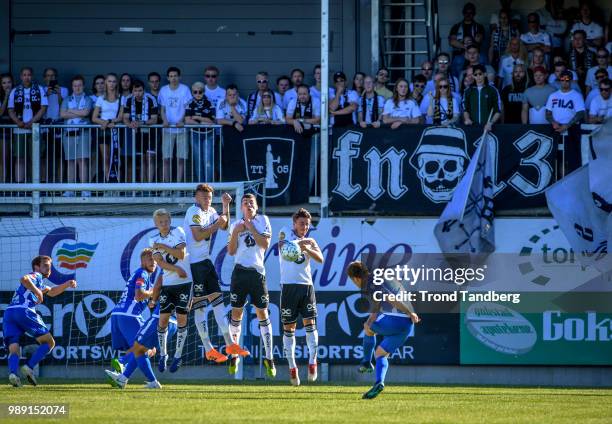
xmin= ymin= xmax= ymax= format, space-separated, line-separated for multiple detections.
xmin=0 ymin=0 xmax=610 ymax=185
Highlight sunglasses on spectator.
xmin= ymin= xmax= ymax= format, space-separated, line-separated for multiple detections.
xmin=192 ymin=90 xmax=203 ymax=94
xmin=257 ymin=79 xmax=268 ymax=84
xmin=560 ymin=77 xmax=571 ymax=81
xmin=421 ymin=68 xmax=433 ymax=71
xmin=438 ymin=60 xmax=449 ymax=64
xmin=205 ymin=74 xmax=217 ymax=78
xmin=596 ymin=74 xmax=606 ymax=80
xmin=414 ymin=83 xmax=425 ymax=88
xmin=474 ymin=72 xmax=484 ymax=76
xmin=262 ymin=94 xmax=272 ymax=98
xmin=597 ymin=55 xmax=609 ymax=59
xmin=439 ymin=84 xmax=449 ymax=88
xmin=601 ymin=87 xmax=611 ymax=92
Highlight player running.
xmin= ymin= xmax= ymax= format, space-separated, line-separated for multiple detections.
xmin=346 ymin=261 xmax=421 ymax=400
xmin=183 ymin=184 xmax=232 ymax=364
xmin=105 ymin=278 xmax=178 ymax=389
xmin=278 ymin=208 xmax=323 ymax=386
xmin=149 ymin=208 xmax=192 ymax=373
xmin=110 ymin=248 xmax=157 ymax=374
xmin=4 ymin=255 xmax=77 ymax=387
xmin=226 ymin=193 xmax=275 ymax=377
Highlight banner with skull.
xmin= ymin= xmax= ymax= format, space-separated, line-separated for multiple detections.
xmin=330 ymin=125 xmax=559 ymax=214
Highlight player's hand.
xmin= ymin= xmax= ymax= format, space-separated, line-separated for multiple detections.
xmin=410 ymin=312 xmax=421 ymax=324
xmin=217 ymin=214 xmax=228 ymax=228
xmin=153 ymin=242 xmax=169 ymax=251
xmin=293 ymin=120 xmax=303 ymax=134
xmin=222 ymin=192 xmax=232 ymax=205
xmin=233 ymin=222 xmax=246 ymax=233
xmin=363 ymin=322 xmax=375 ymax=336
xmin=67 ymin=279 xmax=77 ymax=289
xmin=372 ymin=121 xmax=381 ymax=128
xmin=391 ymin=121 xmax=402 ymax=130
xmin=297 ymin=239 xmax=312 ymax=250
xmin=33 ymin=288 xmax=44 ymax=304
xmin=176 ymin=267 xmax=187 ymax=279
xmin=243 ymin=217 xmax=255 ymax=231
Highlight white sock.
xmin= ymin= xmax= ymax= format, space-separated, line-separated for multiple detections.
xmin=229 ymin=318 xmax=242 ymax=345
xmin=259 ymin=318 xmax=273 ymax=360
xmin=211 ymin=295 xmax=231 ymax=346
xmin=157 ymin=327 xmax=168 ymax=356
xmin=305 ymin=323 xmax=318 ymax=365
xmin=194 ymin=307 xmax=214 ymax=352
xmin=283 ymin=330 xmax=297 ymax=369
xmin=174 ymin=325 xmax=188 ymax=359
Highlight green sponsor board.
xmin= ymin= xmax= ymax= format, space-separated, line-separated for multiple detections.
xmin=460 ymin=300 xmax=612 ymax=365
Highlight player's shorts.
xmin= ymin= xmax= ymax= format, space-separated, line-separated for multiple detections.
xmin=280 ymin=284 xmax=317 ymax=324
xmin=135 ymin=315 xmax=178 ymax=350
xmin=371 ymin=314 xmax=413 ymax=354
xmin=110 ymin=314 xmax=144 ymax=351
xmin=190 ymin=259 xmax=222 ymax=299
xmin=2 ymin=307 xmax=50 ymax=347
xmin=159 ymin=282 xmax=192 ymax=315
xmin=230 ymin=265 xmax=269 ymax=309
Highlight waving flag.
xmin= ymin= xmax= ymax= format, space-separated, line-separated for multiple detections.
xmin=56 ymin=242 xmax=99 ymax=270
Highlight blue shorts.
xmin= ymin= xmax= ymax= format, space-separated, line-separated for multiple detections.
xmin=371 ymin=314 xmax=413 ymax=354
xmin=111 ymin=314 xmax=143 ymax=351
xmin=3 ymin=307 xmax=50 ymax=347
xmin=135 ymin=316 xmax=177 ymax=350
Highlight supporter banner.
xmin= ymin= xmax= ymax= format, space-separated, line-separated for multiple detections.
xmin=0 ymin=291 xmax=459 ymax=365
xmin=329 ymin=124 xmax=558 ymax=213
xmin=221 ymin=125 xmax=313 ymax=206
xmin=460 ymin=300 xmax=612 ymax=365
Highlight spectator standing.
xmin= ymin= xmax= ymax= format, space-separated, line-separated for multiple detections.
xmin=585 ymin=69 xmax=609 ymax=110
xmin=8 ymin=67 xmax=48 ymax=183
xmin=90 ymin=75 xmax=106 ymax=104
xmin=248 ymin=89 xmax=285 ymax=125
xmin=203 ymin=66 xmax=225 ymax=109
xmin=60 ymin=75 xmax=93 ymax=196
xmin=123 ymin=80 xmax=158 ymax=184
xmin=588 ymin=78 xmax=611 ymax=123
xmin=426 ymin=76 xmax=461 ymax=126
xmin=245 ymin=71 xmax=282 ymax=122
xmin=569 ymin=30 xmax=596 ymax=91
xmin=527 ymin=48 xmax=547 ymax=81
xmin=119 ymin=73 xmax=132 ymax=107
xmin=549 ymin=61 xmax=582 ymax=93
xmin=382 ymin=78 xmax=422 ymax=129
xmin=0 ymin=73 xmax=14 ymax=183
xmin=286 ymin=84 xmax=321 ymax=134
xmin=570 ymin=2 xmax=604 ymax=49
xmin=462 ymin=64 xmax=502 ymax=130
xmin=458 ymin=44 xmax=496 ymax=85
xmin=158 ymin=66 xmax=192 ymax=183
xmin=449 ymin=3 xmax=485 ymax=59
xmin=91 ymin=73 xmax=121 ymax=183
xmin=185 ymin=81 xmax=215 ymax=182
xmin=329 ymin=72 xmax=359 ymax=127
xmin=309 ymin=65 xmax=334 ymax=105
xmin=460 ymin=65 xmax=475 ymax=95
xmin=42 ymin=67 xmax=68 ymax=182
xmin=352 ymin=72 xmax=365 ymax=96
xmin=374 ymin=67 xmax=393 ymax=100
xmin=521 ymin=13 xmax=552 ymax=61
xmin=147 ymin=72 xmax=162 ymax=101
xmin=522 ymin=66 xmax=556 ymax=124
xmin=358 ymin=75 xmax=385 ymax=128
xmin=497 ymin=38 xmax=528 ymax=88
xmin=411 ymin=74 xmax=428 ymax=117
xmin=489 ymin=9 xmax=520 ymax=70
xmin=282 ymin=68 xmax=305 ymax=111
xmin=536 ymin=0 xmax=567 ymax=53
xmin=427 ymin=53 xmax=459 ymax=94
xmin=501 ymin=64 xmax=528 ymax=123
xmin=216 ymin=84 xmax=247 ymax=132
xmin=585 ymin=48 xmax=611 ymax=93
xmin=276 ymin=75 xmax=291 ymax=112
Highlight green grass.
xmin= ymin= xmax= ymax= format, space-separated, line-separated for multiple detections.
xmin=1 ymin=381 xmax=612 ymax=423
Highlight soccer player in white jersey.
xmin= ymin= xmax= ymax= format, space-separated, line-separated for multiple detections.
xmin=149 ymin=208 xmax=192 ymax=373
xmin=183 ymin=183 xmax=232 ymax=364
xmin=278 ymin=208 xmax=323 ymax=386
xmin=226 ymin=193 xmax=275 ymax=377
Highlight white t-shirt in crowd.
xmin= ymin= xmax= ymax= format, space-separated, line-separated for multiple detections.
xmin=282 ymin=88 xmax=298 ymax=111
xmin=158 ymin=83 xmax=192 ymax=126
xmin=205 ymin=85 xmax=226 ymax=108
xmin=215 ymin=98 xmax=248 ymax=121
xmin=285 ymin=98 xmax=321 ymax=118
xmin=382 ymin=98 xmax=422 ymax=119
xmin=95 ymin=96 xmax=121 ymax=120
xmin=585 ymin=66 xmax=612 ymax=88
xmin=520 ymin=31 xmax=551 ymax=48
xmin=570 ymin=21 xmax=604 ymax=43
xmin=585 ymin=88 xmax=600 ymax=110
xmin=545 ymin=89 xmax=586 ymax=125
xmin=498 ymin=56 xmax=526 ymax=88
xmin=589 ymin=95 xmax=612 ymax=120
xmin=183 ymin=204 xmax=220 ymax=264
xmin=250 ymin=105 xmax=285 ymax=123
xmin=228 ymin=215 xmax=272 ymax=275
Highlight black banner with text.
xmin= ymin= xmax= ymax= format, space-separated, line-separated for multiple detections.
xmin=329 ymin=125 xmax=560 ymax=214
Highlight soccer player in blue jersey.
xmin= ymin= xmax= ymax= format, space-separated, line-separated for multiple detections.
xmin=347 ymin=261 xmax=421 ymax=400
xmin=4 ymin=255 xmax=77 ymax=387
xmin=109 ymin=248 xmax=157 ymax=374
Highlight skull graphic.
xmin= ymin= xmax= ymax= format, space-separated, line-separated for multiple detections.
xmin=410 ymin=126 xmax=469 ymax=203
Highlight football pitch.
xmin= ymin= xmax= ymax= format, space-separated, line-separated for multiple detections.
xmin=1 ymin=381 xmax=612 ymax=423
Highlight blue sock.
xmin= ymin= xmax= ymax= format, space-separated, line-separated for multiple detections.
xmin=136 ymin=355 xmax=156 ymax=382
xmin=362 ymin=335 xmax=376 ymax=365
xmin=120 ymin=352 xmax=134 ymax=365
xmin=375 ymin=356 xmax=389 ymax=385
xmin=27 ymin=343 xmax=51 ymax=368
xmin=122 ymin=357 xmax=138 ymax=379
xmin=8 ymin=353 xmax=20 ymax=374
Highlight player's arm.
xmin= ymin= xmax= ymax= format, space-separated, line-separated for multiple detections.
xmin=227 ymin=222 xmax=245 ymax=256
xmin=244 ymin=219 xmax=270 ymax=250
xmin=363 ymin=311 xmax=380 ymax=336
xmin=388 ymin=298 xmax=420 ymax=324
xmin=148 ymin=273 xmax=163 ymax=309
xmin=152 ymin=242 xmax=186 ymax=260
xmin=47 ymin=279 xmax=78 ymax=297
xmin=153 ymin=252 xmax=187 ymax=278
xmin=20 ymin=275 xmax=45 ymax=304
xmin=298 ymin=238 xmax=324 ymax=263
xmin=191 ymin=219 xmax=225 ymax=242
